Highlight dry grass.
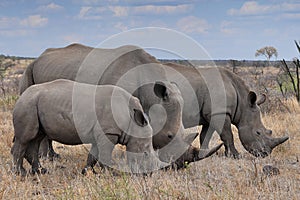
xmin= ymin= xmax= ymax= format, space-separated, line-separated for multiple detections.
xmin=0 ymin=97 xmax=299 ymax=199
xmin=0 ymin=60 xmax=299 ymax=199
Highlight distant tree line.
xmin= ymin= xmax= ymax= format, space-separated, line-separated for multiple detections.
xmin=159 ymin=59 xmax=286 ymax=68
xmin=0 ymin=54 xmax=35 ymax=61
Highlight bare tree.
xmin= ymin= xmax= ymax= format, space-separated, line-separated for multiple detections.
xmin=255 ymin=46 xmax=278 ymax=61
xmin=277 ymin=41 xmax=300 ymax=102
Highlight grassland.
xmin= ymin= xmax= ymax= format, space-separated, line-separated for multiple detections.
xmin=0 ymin=59 xmax=299 ymax=199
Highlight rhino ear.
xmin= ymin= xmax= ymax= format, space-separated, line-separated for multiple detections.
xmin=170 ymin=81 xmax=179 ymax=87
xmin=133 ymin=109 xmax=148 ymax=127
xmin=154 ymin=81 xmax=168 ymax=100
xmin=248 ymin=91 xmax=257 ymax=107
xmin=256 ymin=94 xmax=266 ymax=105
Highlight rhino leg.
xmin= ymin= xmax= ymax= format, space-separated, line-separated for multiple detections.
xmin=82 ymin=144 xmax=98 ymax=175
xmin=11 ymin=141 xmax=27 ymax=176
xmin=25 ymin=135 xmax=47 ymax=175
xmin=48 ymin=139 xmax=60 ymax=159
xmin=96 ymin=133 xmax=118 ymax=169
xmin=39 ymin=137 xmax=60 ymax=159
xmin=38 ymin=137 xmax=49 ymax=158
xmin=199 ymin=124 xmax=215 ymax=149
xmin=210 ymin=115 xmax=239 ymax=159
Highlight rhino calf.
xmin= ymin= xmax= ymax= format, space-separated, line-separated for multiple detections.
xmin=11 ymin=79 xmax=164 ymax=176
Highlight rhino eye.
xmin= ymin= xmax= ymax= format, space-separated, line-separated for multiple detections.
xmin=256 ymin=131 xmax=261 ymax=136
xmin=168 ymin=134 xmax=173 ymax=139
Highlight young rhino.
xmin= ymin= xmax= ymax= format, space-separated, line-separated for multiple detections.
xmin=11 ymin=79 xmax=165 ymax=176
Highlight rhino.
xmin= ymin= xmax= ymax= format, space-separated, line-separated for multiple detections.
xmin=12 ymin=79 xmax=166 ymax=176
xmin=19 ymin=43 xmax=222 ymax=166
xmin=163 ymin=62 xmax=289 ymax=158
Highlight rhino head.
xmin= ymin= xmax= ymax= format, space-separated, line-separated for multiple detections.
xmin=148 ymin=81 xmax=203 ymax=164
xmin=237 ymin=91 xmax=289 ymax=157
xmin=125 ymin=108 xmax=168 ymax=173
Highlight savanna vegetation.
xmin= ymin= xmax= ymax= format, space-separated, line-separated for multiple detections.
xmin=0 ymin=54 xmax=299 ymax=199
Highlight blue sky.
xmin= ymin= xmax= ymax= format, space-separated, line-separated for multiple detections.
xmin=0 ymin=0 xmax=300 ymax=60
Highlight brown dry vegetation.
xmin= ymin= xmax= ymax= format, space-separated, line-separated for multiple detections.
xmin=0 ymin=60 xmax=299 ymax=199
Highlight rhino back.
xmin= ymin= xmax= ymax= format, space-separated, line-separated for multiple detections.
xmin=21 ymin=43 xmax=169 ymax=115
xmin=25 ymin=44 xmax=159 ymax=87
xmin=32 ymin=44 xmax=93 ymax=84
xmin=164 ymin=63 xmax=243 ymax=126
xmin=17 ymin=79 xmax=136 ymax=145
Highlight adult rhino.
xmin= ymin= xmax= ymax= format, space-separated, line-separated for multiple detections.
xmin=164 ymin=62 xmax=289 ymax=158
xmin=12 ymin=79 xmax=167 ymax=176
xmin=19 ymin=43 xmax=221 ymax=166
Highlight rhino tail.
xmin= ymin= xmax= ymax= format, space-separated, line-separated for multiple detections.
xmin=196 ymin=143 xmax=224 ymax=161
xmin=19 ymin=61 xmax=35 ymax=94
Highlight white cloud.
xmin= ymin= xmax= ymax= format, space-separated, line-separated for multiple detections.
xmin=20 ymin=15 xmax=48 ymax=27
xmin=79 ymin=7 xmax=92 ymax=18
xmin=38 ymin=3 xmax=63 ymax=11
xmin=109 ymin=5 xmax=191 ymax=17
xmin=109 ymin=0 xmax=119 ymax=4
xmin=0 ymin=17 xmax=19 ymax=28
xmin=281 ymin=2 xmax=300 ymax=11
xmin=220 ymin=21 xmax=236 ymax=35
xmin=228 ymin=1 xmax=273 ymax=16
xmin=78 ymin=6 xmax=104 ymax=19
xmin=228 ymin=1 xmax=300 ymax=16
xmin=109 ymin=6 xmax=129 ymax=17
xmin=78 ymin=4 xmax=192 ymax=19
xmin=177 ymin=16 xmax=210 ymax=34
xmin=75 ymin=0 xmax=119 ymax=5
xmin=133 ymin=4 xmax=192 ymax=15
xmin=114 ymin=22 xmax=128 ymax=31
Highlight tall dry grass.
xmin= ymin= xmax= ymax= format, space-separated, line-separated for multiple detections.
xmin=0 ymin=97 xmax=299 ymax=199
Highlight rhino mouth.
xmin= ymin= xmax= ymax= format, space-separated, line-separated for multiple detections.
xmin=248 ymin=148 xmax=271 ymax=158
xmin=241 ymin=141 xmax=271 ymax=158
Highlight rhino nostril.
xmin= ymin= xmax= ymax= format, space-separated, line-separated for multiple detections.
xmin=168 ymin=134 xmax=173 ymax=139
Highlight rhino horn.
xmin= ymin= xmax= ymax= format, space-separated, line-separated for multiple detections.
xmin=270 ymin=136 xmax=289 ymax=149
xmin=195 ymin=143 xmax=224 ymax=161
xmin=184 ymin=132 xmax=199 ymax=144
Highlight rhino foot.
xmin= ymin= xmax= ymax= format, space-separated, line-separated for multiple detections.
xmin=224 ymin=151 xmax=240 ymax=159
xmin=48 ymin=151 xmax=61 ymax=161
xmin=31 ymin=167 xmax=47 ymax=175
xmin=233 ymin=153 xmax=240 ymax=159
xmin=82 ymin=167 xmax=97 ymax=175
xmin=224 ymin=145 xmax=240 ymax=159
xmin=13 ymin=166 xmax=27 ymax=177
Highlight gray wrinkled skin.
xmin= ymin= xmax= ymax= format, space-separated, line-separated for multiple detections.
xmin=19 ymin=44 xmax=211 ymax=166
xmin=11 ymin=79 xmax=165 ymax=176
xmin=164 ymin=62 xmax=289 ymax=158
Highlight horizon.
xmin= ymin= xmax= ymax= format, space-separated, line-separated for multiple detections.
xmin=1 ymin=53 xmax=294 ymax=62
xmin=0 ymin=1 xmax=300 ymax=60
